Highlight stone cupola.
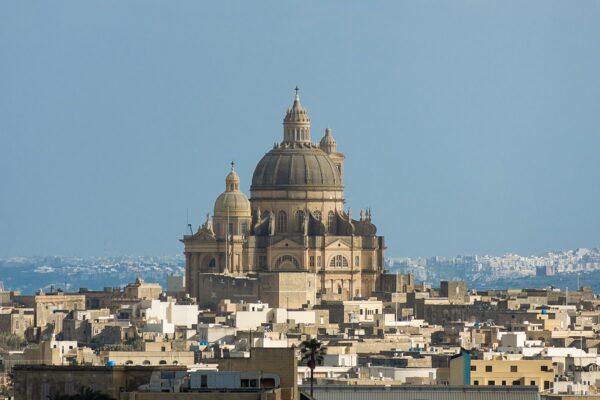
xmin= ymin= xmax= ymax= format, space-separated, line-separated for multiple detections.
xmin=283 ymin=92 xmax=311 ymax=144
xmin=319 ymin=127 xmax=337 ymax=154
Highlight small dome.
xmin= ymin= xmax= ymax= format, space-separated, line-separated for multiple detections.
xmin=214 ymin=192 xmax=251 ymax=217
xmin=214 ymin=166 xmax=250 ymax=217
xmin=320 ymin=128 xmax=336 ymax=145
xmin=319 ymin=128 xmax=337 ymax=154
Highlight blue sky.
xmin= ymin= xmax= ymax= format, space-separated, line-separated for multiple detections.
xmin=1 ymin=1 xmax=599 ymax=257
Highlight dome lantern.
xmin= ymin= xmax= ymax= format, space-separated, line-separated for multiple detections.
xmin=225 ymin=161 xmax=240 ymax=192
xmin=282 ymin=88 xmax=311 ymax=144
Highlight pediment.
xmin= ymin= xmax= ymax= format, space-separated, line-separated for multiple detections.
xmin=188 ymin=230 xmax=217 ymax=242
xmin=270 ymin=236 xmax=304 ymax=248
xmin=324 ymin=238 xmax=351 ymax=249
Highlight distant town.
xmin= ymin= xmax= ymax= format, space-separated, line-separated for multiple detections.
xmin=2 ymin=246 xmax=599 ymax=295
xmin=388 ymin=247 xmax=600 ymax=291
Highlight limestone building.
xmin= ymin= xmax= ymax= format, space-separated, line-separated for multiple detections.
xmin=183 ymin=93 xmax=385 ymax=308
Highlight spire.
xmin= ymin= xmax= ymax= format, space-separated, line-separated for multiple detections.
xmin=283 ymin=88 xmax=311 ymax=144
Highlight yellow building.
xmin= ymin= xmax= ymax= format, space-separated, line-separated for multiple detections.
xmin=450 ymin=351 xmax=555 ymax=392
xmin=183 ymin=93 xmax=385 ymax=307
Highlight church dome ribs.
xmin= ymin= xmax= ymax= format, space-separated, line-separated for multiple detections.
xmin=250 ymin=145 xmax=343 ymax=191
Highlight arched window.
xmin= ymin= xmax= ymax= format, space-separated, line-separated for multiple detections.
xmin=208 ymin=258 xmax=216 ymax=268
xmin=142 ymin=360 xmax=151 ymax=366
xmin=314 ymin=210 xmax=322 ymax=221
xmin=329 ymin=255 xmax=349 ymax=268
xmin=159 ymin=360 xmax=167 ymax=365
xmin=327 ymin=211 xmax=335 ymax=233
xmin=125 ymin=360 xmax=133 ymax=365
xmin=295 ymin=210 xmax=305 ymax=232
xmin=274 ymin=255 xmax=300 ymax=269
xmin=277 ymin=211 xmax=287 ymax=233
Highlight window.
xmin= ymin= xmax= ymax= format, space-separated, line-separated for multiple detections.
xmin=314 ymin=210 xmax=322 ymax=221
xmin=544 ymin=381 xmax=550 ymax=390
xmin=201 ymin=375 xmax=208 ymax=388
xmin=488 ymin=381 xmax=495 ymax=386
xmin=274 ymin=255 xmax=300 ymax=269
xmin=541 ymin=365 xmax=548 ymax=371
xmin=208 ymin=258 xmax=216 ymax=268
xmin=485 ymin=366 xmax=492 ymax=372
xmin=295 ymin=210 xmax=305 ymax=232
xmin=354 ymin=256 xmax=359 ymax=267
xmin=241 ymin=223 xmax=248 ymax=236
xmin=277 ymin=211 xmax=287 ymax=233
xmin=329 ymin=255 xmax=349 ymax=268
xmin=310 ymin=256 xmax=315 ymax=267
xmin=470 ymin=365 xmax=476 ymax=371
xmin=530 ymin=380 xmax=536 ymax=386
xmin=473 ymin=380 xmax=479 ymax=386
xmin=317 ymin=256 xmax=322 ymax=267
xmin=327 ymin=211 xmax=335 ymax=233
xmin=513 ymin=380 xmax=521 ymax=385
xmin=511 ymin=365 xmax=518 ymax=372
xmin=502 ymin=381 xmax=506 ymax=386
xmin=228 ymin=223 xmax=234 ymax=235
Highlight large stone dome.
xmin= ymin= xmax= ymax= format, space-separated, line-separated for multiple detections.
xmin=251 ymin=142 xmax=342 ymax=191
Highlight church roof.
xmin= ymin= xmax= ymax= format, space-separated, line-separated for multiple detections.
xmin=251 ymin=143 xmax=342 ymax=190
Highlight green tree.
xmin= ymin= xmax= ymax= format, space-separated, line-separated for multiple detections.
xmin=47 ymin=386 xmax=114 ymax=400
xmin=0 ymin=332 xmax=27 ymax=350
xmin=300 ymin=338 xmax=326 ymax=398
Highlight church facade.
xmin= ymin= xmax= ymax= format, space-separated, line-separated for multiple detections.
xmin=183 ymin=93 xmax=385 ymax=308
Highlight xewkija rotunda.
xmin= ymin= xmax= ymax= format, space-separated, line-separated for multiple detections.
xmin=183 ymin=92 xmax=385 ymax=308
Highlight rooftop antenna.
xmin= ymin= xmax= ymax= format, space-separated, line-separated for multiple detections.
xmin=186 ymin=208 xmax=193 ymax=235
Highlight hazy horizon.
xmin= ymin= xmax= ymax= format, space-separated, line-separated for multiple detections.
xmin=1 ymin=244 xmax=599 ymax=261
xmin=1 ymin=2 xmax=599 ymax=257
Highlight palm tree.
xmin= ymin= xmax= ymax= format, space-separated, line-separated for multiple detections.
xmin=300 ymin=338 xmax=326 ymax=398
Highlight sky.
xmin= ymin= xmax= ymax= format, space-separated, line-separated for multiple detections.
xmin=1 ymin=1 xmax=599 ymax=258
